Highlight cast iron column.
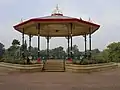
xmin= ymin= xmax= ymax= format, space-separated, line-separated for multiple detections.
xmin=22 ymin=28 xmax=25 ymax=58
xmin=29 ymin=34 xmax=32 ymax=55
xmin=89 ymin=27 xmax=92 ymax=59
xmin=84 ymin=34 xmax=87 ymax=58
xmin=47 ymin=36 xmax=50 ymax=60
xmin=37 ymin=23 xmax=40 ymax=58
xmin=68 ymin=35 xmax=70 ymax=59
xmin=70 ymin=23 xmax=73 ymax=59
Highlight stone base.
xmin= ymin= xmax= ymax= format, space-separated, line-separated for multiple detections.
xmin=66 ymin=63 xmax=118 ymax=73
xmin=0 ymin=61 xmax=118 ymax=73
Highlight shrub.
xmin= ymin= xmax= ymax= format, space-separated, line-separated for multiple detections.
xmin=80 ymin=59 xmax=89 ymax=65
xmin=0 ymin=57 xmax=4 ymax=62
xmin=72 ymin=58 xmax=109 ymax=65
xmin=72 ymin=60 xmax=77 ymax=64
xmin=4 ymin=59 xmax=26 ymax=64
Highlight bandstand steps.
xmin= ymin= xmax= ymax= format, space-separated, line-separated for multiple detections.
xmin=44 ymin=70 xmax=65 ymax=72
xmin=44 ymin=60 xmax=65 ymax=72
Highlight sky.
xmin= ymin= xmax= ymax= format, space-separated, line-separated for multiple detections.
xmin=0 ymin=0 xmax=120 ymax=51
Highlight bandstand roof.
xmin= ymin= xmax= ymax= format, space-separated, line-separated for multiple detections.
xmin=13 ymin=6 xmax=100 ymax=37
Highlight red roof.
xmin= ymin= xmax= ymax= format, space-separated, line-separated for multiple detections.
xmin=14 ymin=14 xmax=100 ymax=29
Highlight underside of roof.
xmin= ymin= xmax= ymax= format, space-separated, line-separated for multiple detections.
xmin=13 ymin=15 xmax=100 ymax=37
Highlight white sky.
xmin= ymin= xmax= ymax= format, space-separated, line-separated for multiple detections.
xmin=0 ymin=0 xmax=120 ymax=51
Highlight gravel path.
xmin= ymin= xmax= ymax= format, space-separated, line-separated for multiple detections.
xmin=0 ymin=67 xmax=120 ymax=90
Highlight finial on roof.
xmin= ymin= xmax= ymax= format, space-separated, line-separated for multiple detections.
xmin=88 ymin=17 xmax=92 ymax=22
xmin=51 ymin=4 xmax=63 ymax=16
xmin=20 ymin=18 xmax=23 ymax=22
xmin=80 ymin=17 xmax=82 ymax=20
xmin=56 ymin=4 xmax=59 ymax=11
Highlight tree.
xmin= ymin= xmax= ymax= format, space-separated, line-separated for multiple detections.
xmin=102 ymin=49 xmax=109 ymax=62
xmin=5 ymin=39 xmax=21 ymax=59
xmin=31 ymin=47 xmax=38 ymax=59
xmin=93 ymin=42 xmax=120 ymax=63
xmin=50 ymin=46 xmax=65 ymax=59
xmin=106 ymin=42 xmax=120 ymax=62
xmin=66 ymin=45 xmax=81 ymax=59
xmin=0 ymin=42 xmax=5 ymax=58
xmin=91 ymin=49 xmax=100 ymax=54
xmin=12 ymin=39 xmax=20 ymax=46
xmin=20 ymin=40 xmax=28 ymax=57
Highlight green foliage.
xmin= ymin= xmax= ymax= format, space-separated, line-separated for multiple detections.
xmin=3 ymin=39 xmax=21 ymax=60
xmin=52 ymin=46 xmax=66 ymax=59
xmin=12 ymin=39 xmax=20 ymax=46
xmin=106 ymin=42 xmax=120 ymax=62
xmin=88 ymin=42 xmax=120 ymax=63
xmin=30 ymin=47 xmax=38 ymax=59
xmin=4 ymin=59 xmax=25 ymax=64
xmin=0 ymin=57 xmax=4 ymax=62
xmin=66 ymin=45 xmax=82 ymax=59
xmin=0 ymin=42 xmax=5 ymax=57
xmin=3 ymin=38 xmax=120 ymax=65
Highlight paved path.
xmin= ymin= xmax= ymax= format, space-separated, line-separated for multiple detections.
xmin=0 ymin=68 xmax=120 ymax=90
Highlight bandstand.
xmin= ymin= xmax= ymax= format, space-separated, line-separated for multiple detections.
xmin=13 ymin=6 xmax=100 ymax=71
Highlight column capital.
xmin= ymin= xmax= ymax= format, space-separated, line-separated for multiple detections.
xmin=65 ymin=36 xmax=70 ymax=39
xmin=45 ymin=36 xmax=51 ymax=39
